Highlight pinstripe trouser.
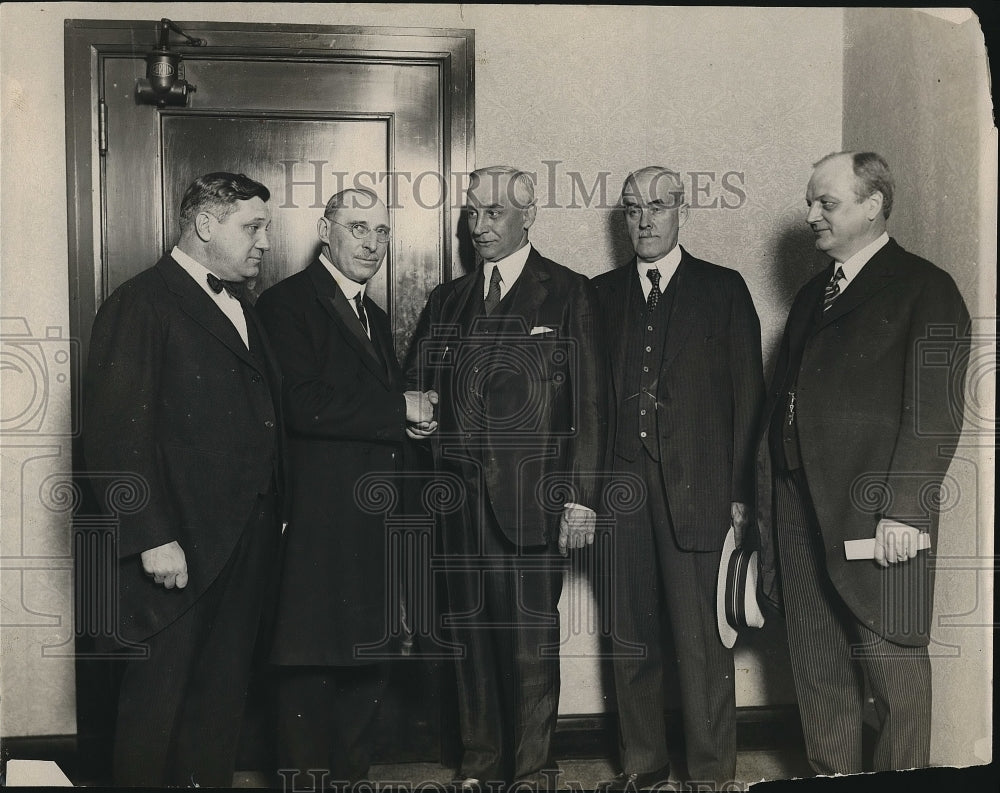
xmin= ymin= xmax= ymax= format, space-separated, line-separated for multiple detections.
xmin=775 ymin=469 xmax=932 ymax=774
xmin=609 ymin=449 xmax=737 ymax=783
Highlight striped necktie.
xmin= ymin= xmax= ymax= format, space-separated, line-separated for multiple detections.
xmin=353 ymin=292 xmax=370 ymax=337
xmin=823 ymin=266 xmax=846 ymax=312
xmin=483 ymin=265 xmax=503 ymax=315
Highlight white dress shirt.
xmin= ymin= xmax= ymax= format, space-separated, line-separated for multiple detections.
xmin=171 ymin=246 xmax=249 ymax=348
xmin=835 ymin=232 xmax=889 ymax=291
xmin=482 ymin=242 xmax=532 ymax=301
xmin=636 ymin=243 xmax=683 ymax=299
xmin=320 ymin=252 xmax=370 ymax=337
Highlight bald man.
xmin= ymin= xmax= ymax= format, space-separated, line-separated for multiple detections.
xmin=592 ymin=167 xmax=764 ymax=788
xmin=406 ymin=166 xmax=604 ymax=789
xmin=256 ymin=189 xmax=437 ymax=784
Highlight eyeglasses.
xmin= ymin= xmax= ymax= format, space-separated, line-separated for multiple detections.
xmin=328 ymin=218 xmax=391 ymax=243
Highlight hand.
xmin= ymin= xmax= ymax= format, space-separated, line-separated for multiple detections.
xmin=730 ymin=502 xmax=750 ymax=547
xmin=557 ymin=503 xmax=596 ymax=557
xmin=404 ymin=390 xmax=436 ymax=425
xmin=140 ymin=540 xmax=188 ymax=589
xmin=874 ymin=518 xmax=922 ymax=568
xmin=406 ymin=421 xmax=438 ymax=439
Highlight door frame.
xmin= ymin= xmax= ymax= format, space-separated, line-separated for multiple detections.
xmin=65 ymin=18 xmax=474 ymax=376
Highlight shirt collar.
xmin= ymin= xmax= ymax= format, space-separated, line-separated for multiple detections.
xmin=171 ymin=245 xmax=238 ymax=301
xmin=635 ymin=243 xmax=682 ymax=288
xmin=836 ymin=232 xmax=889 ymax=288
xmin=320 ymin=252 xmax=366 ymax=301
xmin=483 ymin=242 xmax=532 ymax=296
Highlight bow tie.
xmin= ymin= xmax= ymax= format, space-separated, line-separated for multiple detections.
xmin=207 ymin=273 xmax=239 ymax=297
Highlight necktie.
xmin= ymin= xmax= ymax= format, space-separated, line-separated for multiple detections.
xmin=646 ymin=268 xmax=662 ymax=313
xmin=823 ymin=266 xmax=846 ymax=311
xmin=483 ymin=265 xmax=503 ymax=315
xmin=207 ymin=273 xmax=238 ymax=297
xmin=353 ymin=293 xmax=370 ymax=337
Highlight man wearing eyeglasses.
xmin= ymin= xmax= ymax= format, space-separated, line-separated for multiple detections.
xmin=256 ymin=188 xmax=437 ymax=785
xmin=592 ymin=166 xmax=764 ymax=789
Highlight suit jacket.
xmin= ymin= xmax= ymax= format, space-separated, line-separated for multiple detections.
xmin=592 ymin=248 xmax=765 ymax=551
xmin=755 ymin=238 xmax=970 ymax=645
xmin=256 ymin=259 xmax=409 ymax=666
xmin=83 ymin=254 xmax=282 ymax=643
xmin=406 ymin=246 xmax=605 ymax=547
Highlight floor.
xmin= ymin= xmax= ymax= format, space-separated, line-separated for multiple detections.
xmin=232 ymin=747 xmax=815 ymax=790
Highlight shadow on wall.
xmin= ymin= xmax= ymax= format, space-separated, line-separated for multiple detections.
xmin=762 ymin=214 xmax=828 ymax=375
xmin=606 ymin=209 xmax=636 ymax=271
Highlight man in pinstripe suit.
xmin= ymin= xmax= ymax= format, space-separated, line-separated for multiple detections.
xmin=755 ymin=152 xmax=970 ymax=773
xmin=593 ymin=166 xmax=765 ymax=788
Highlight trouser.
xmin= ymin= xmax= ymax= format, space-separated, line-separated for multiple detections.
xmin=113 ymin=491 xmax=278 ymax=787
xmin=775 ymin=468 xmax=932 ymax=774
xmin=275 ymin=663 xmax=389 ymax=785
xmin=609 ymin=449 xmax=737 ymax=784
xmin=444 ymin=496 xmax=564 ymax=783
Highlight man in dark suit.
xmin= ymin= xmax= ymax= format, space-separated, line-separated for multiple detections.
xmin=406 ymin=166 xmax=604 ymax=788
xmin=592 ymin=166 xmax=764 ymax=788
xmin=756 ymin=151 xmax=970 ymax=773
xmin=256 ymin=188 xmax=436 ymax=785
xmin=83 ymin=172 xmax=283 ymax=787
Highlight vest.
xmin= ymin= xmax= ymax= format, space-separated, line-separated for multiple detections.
xmin=615 ymin=270 xmax=677 ymax=462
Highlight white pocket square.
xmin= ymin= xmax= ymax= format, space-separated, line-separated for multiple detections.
xmin=530 ymin=326 xmax=555 ymax=335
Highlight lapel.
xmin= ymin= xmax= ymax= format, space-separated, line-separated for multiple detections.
xmin=659 ymin=247 xmax=702 ymax=369
xmin=501 ymin=246 xmax=550 ymax=322
xmin=156 ymin=254 xmax=262 ymax=373
xmin=441 ymin=266 xmax=484 ymax=329
xmin=816 ymin=238 xmax=900 ymax=330
xmin=306 ymin=260 xmax=390 ymax=387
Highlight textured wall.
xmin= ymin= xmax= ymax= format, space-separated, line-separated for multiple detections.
xmin=843 ymin=7 xmax=994 ymax=767
xmin=3 ymin=3 xmax=845 ymax=737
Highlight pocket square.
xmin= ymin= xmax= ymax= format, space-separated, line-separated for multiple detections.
xmin=530 ymin=326 xmax=555 ymax=335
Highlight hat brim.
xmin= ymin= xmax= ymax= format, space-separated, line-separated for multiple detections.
xmin=716 ymin=526 xmax=739 ymax=649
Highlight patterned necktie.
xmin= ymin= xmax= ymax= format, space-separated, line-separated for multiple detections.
xmin=823 ymin=266 xmax=846 ymax=312
xmin=483 ymin=265 xmax=503 ymax=315
xmin=353 ymin=292 xmax=370 ymax=337
xmin=646 ymin=268 xmax=662 ymax=313
xmin=207 ymin=273 xmax=238 ymax=297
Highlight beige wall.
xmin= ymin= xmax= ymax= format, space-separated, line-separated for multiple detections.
xmin=843 ymin=7 xmax=995 ymax=767
xmin=1 ymin=3 xmax=990 ymax=770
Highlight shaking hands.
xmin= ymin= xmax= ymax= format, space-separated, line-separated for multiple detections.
xmin=404 ymin=389 xmax=439 ymax=439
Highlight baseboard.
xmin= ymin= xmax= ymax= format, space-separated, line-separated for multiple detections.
xmin=553 ymin=705 xmax=803 ymax=759
xmin=2 ymin=705 xmax=804 ymax=782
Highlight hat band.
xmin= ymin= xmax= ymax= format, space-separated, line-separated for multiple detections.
xmin=725 ymin=547 xmax=750 ymax=629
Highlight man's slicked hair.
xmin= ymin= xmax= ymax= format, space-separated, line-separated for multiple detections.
xmin=814 ymin=151 xmax=894 ymax=219
xmin=179 ymin=172 xmax=270 ymax=230
xmin=469 ymin=165 xmax=536 ymax=209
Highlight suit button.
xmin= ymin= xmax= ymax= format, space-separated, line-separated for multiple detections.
xmin=640 ymin=409 xmax=647 ymax=416
xmin=647 ymin=325 xmax=654 ymax=331
xmin=642 ymin=366 xmax=649 ymax=373
xmin=264 ymin=420 xmax=274 ymax=428
xmin=640 ymin=431 xmax=647 ymax=438
xmin=251 ymin=373 xmax=262 ymax=383
xmin=645 ymin=346 xmax=652 ymax=353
